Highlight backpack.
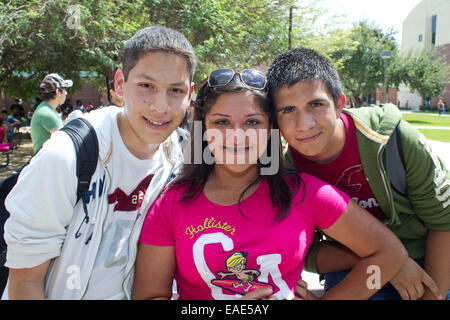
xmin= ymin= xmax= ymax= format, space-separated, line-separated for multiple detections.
xmin=384 ymin=123 xmax=407 ymax=196
xmin=0 ymin=117 xmax=99 ymax=296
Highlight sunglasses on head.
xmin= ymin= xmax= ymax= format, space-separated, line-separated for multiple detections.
xmin=207 ymin=69 xmax=267 ymax=91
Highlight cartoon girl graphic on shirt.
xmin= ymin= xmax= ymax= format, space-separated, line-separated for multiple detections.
xmin=213 ymin=251 xmax=272 ymax=294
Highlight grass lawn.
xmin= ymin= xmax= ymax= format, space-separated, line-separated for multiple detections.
xmin=402 ymin=112 xmax=450 ymax=127
xmin=417 ymin=129 xmax=450 ymax=143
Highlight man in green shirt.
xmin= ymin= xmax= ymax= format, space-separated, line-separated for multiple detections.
xmin=31 ymin=73 xmax=72 ymax=153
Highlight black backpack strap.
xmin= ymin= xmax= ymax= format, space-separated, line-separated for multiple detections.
xmin=386 ymin=124 xmax=407 ymax=196
xmin=60 ymin=118 xmax=98 ymax=242
xmin=60 ymin=118 xmax=99 ymax=199
xmin=61 ymin=118 xmax=99 ymax=238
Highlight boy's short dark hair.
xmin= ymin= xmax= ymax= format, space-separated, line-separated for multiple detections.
xmin=41 ymin=91 xmax=57 ymax=101
xmin=266 ymin=48 xmax=343 ymax=106
xmin=122 ymin=26 xmax=198 ymax=82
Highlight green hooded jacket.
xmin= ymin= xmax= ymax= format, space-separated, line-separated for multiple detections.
xmin=283 ymin=104 xmax=450 ymax=273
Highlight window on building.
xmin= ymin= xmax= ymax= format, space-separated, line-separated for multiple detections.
xmin=431 ymin=15 xmax=437 ymax=45
xmin=419 ymin=34 xmax=423 ymax=42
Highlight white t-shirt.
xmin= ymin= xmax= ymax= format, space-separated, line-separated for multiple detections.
xmin=83 ymin=114 xmax=159 ymax=299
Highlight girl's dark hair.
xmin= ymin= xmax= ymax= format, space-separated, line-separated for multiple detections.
xmin=172 ymin=74 xmax=304 ymax=220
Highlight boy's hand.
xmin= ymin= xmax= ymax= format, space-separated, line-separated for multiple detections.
xmin=390 ymin=257 xmax=443 ymax=300
xmin=295 ymin=279 xmax=319 ymax=300
xmin=239 ymin=288 xmax=277 ymax=300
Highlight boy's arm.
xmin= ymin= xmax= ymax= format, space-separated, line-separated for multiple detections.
xmin=315 ymin=241 xmax=359 ymax=273
xmin=306 ymin=236 xmax=444 ymax=299
xmin=8 ymin=260 xmax=51 ymax=299
xmin=422 ymin=229 xmax=450 ymax=299
xmin=132 ymin=244 xmax=175 ymax=300
xmin=320 ymin=201 xmax=407 ymax=300
xmin=4 ymin=131 xmax=78 ymax=295
xmin=304 ymin=233 xmax=359 ymax=274
xmin=399 ymin=121 xmax=450 ymax=299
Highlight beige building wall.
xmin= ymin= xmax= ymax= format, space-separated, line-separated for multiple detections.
xmin=400 ymin=0 xmax=450 ymax=110
xmin=435 ymin=1 xmax=450 ymax=46
xmin=397 ymin=83 xmax=423 ymax=109
xmin=402 ymin=0 xmax=450 ymax=49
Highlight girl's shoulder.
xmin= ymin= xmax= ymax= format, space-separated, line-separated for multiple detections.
xmin=158 ymin=181 xmax=200 ymax=207
xmin=297 ymin=171 xmax=332 ymax=189
xmin=160 ymin=182 xmax=189 ymax=200
xmin=286 ymin=171 xmax=344 ymax=203
xmin=282 ymin=170 xmax=328 ymax=190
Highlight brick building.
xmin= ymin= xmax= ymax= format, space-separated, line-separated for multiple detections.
xmin=374 ymin=87 xmax=399 ymax=106
xmin=435 ymin=43 xmax=450 ymax=106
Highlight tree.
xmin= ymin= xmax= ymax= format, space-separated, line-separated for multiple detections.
xmin=66 ymin=0 xmax=150 ymax=96
xmin=144 ymin=0 xmax=296 ymax=83
xmin=0 ymin=0 xmax=151 ymax=100
xmin=1 ymin=0 xmax=86 ymax=100
xmin=330 ymin=21 xmax=398 ymax=106
xmin=1 ymin=0 xmax=298 ymax=99
xmin=388 ymin=47 xmax=450 ymax=101
xmin=290 ymin=0 xmax=348 ymax=51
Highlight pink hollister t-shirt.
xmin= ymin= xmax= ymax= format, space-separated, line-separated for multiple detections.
xmin=139 ymin=173 xmax=350 ymax=300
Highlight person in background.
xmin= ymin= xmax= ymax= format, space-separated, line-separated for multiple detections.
xmin=107 ymin=80 xmax=124 ymax=107
xmin=59 ymin=99 xmax=77 ymax=125
xmin=30 ymin=73 xmax=71 ymax=153
xmin=0 ymin=117 xmax=9 ymax=142
xmin=86 ymin=102 xmax=94 ymax=112
xmin=0 ymin=110 xmax=21 ymax=143
xmin=179 ymin=98 xmax=195 ymax=131
xmin=10 ymin=99 xmax=25 ymax=119
xmin=73 ymin=99 xmax=85 ymax=113
xmin=438 ymin=99 xmax=444 ymax=116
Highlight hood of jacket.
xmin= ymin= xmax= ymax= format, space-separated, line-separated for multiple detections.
xmin=343 ymin=103 xmax=402 ymax=143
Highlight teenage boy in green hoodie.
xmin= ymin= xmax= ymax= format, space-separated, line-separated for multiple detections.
xmin=266 ymin=48 xmax=450 ymax=300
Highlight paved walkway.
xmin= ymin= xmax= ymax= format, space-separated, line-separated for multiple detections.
xmin=414 ymin=126 xmax=450 ymax=130
xmin=429 ymin=140 xmax=450 ymax=165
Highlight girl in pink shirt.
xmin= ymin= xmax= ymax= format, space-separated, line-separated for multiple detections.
xmin=132 ymin=69 xmax=407 ymax=300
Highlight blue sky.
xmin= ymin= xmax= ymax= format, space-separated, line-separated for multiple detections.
xmin=318 ymin=0 xmax=423 ymax=44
